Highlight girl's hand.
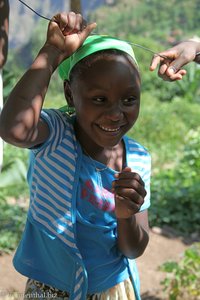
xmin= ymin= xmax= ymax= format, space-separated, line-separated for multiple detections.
xmin=45 ymin=12 xmax=97 ymax=65
xmin=112 ymin=167 xmax=147 ymax=219
xmin=149 ymin=40 xmax=200 ymax=81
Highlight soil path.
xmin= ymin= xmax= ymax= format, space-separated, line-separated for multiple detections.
xmin=0 ymin=229 xmax=188 ymax=300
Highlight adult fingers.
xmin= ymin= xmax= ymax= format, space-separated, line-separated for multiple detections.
xmin=160 ymin=69 xmax=187 ymax=81
xmin=150 ymin=49 xmax=177 ymax=71
xmin=166 ymin=50 xmax=196 ymax=75
xmin=149 ymin=54 xmax=163 ymax=71
xmin=166 ymin=63 xmax=187 ymax=77
xmin=158 ymin=63 xmax=169 ymax=75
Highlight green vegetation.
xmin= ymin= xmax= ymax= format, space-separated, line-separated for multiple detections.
xmin=0 ymin=197 xmax=27 ymax=254
xmin=149 ymin=126 xmax=200 ymax=235
xmin=160 ymin=243 xmax=200 ymax=300
xmin=0 ymin=143 xmax=28 ymax=253
xmin=89 ymin=0 xmax=200 ymax=40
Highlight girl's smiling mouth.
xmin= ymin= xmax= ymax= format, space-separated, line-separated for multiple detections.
xmin=96 ymin=124 xmax=127 ymax=134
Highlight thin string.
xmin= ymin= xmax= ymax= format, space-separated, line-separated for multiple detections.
xmin=17 ymin=0 xmax=169 ymax=59
xmin=82 ymin=147 xmax=113 ymax=172
xmin=82 ymin=147 xmax=114 ymax=202
xmin=18 ymin=0 xmax=52 ymax=22
xmin=127 ymin=42 xmax=168 ymax=58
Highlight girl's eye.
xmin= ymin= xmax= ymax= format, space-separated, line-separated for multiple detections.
xmin=122 ymin=96 xmax=137 ymax=105
xmin=92 ymin=96 xmax=106 ymax=103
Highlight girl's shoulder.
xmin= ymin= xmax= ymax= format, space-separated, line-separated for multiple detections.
xmin=41 ymin=108 xmax=76 ymax=136
xmin=42 ymin=108 xmax=74 ymax=123
xmin=124 ymin=135 xmax=150 ymax=157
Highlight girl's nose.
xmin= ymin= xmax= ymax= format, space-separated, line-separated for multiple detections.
xmin=105 ymin=104 xmax=123 ymax=121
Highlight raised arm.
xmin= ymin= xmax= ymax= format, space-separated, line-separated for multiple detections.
xmin=150 ymin=39 xmax=200 ymax=81
xmin=0 ymin=12 xmax=96 ymax=148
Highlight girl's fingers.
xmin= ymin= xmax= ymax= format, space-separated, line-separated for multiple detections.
xmin=51 ymin=13 xmax=70 ymax=32
xmin=66 ymin=12 xmax=86 ymax=34
xmin=115 ymin=171 xmax=145 ymax=187
xmin=62 ymin=12 xmax=80 ymax=35
xmin=115 ymin=194 xmax=142 ymax=213
xmin=115 ymin=185 xmax=147 ymax=201
xmin=78 ymin=21 xmax=97 ymax=42
xmin=51 ymin=12 xmax=96 ymax=37
xmin=76 ymin=13 xmax=84 ymax=32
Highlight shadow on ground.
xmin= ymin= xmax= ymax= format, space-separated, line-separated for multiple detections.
xmin=142 ymin=292 xmax=163 ymax=300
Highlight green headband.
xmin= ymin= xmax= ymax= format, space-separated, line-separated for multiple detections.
xmin=58 ymin=35 xmax=138 ymax=81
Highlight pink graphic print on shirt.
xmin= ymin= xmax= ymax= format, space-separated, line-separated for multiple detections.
xmin=81 ymin=179 xmax=115 ymax=212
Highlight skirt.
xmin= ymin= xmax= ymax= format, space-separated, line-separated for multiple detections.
xmin=24 ymin=278 xmax=136 ymax=300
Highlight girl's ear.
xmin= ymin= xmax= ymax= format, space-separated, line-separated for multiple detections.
xmin=63 ymin=80 xmax=74 ymax=107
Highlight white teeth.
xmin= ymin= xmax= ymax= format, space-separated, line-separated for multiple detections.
xmin=99 ymin=125 xmax=120 ymax=132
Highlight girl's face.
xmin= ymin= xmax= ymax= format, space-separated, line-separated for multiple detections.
xmin=68 ymin=54 xmax=141 ymax=151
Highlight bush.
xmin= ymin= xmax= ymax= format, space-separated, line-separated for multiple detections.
xmin=0 ymin=144 xmax=29 ymax=253
xmin=149 ymin=127 xmax=200 ymax=234
xmin=0 ymin=197 xmax=27 ymax=254
xmin=160 ymin=243 xmax=200 ymax=300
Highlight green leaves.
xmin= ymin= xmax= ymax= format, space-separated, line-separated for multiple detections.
xmin=0 ymin=198 xmax=27 ymax=254
xmin=89 ymin=0 xmax=200 ymax=40
xmin=0 ymin=147 xmax=28 ymax=254
xmin=0 ymin=158 xmax=27 ymax=188
xmin=176 ymin=64 xmax=200 ymax=103
xmin=160 ymin=243 xmax=200 ymax=299
xmin=3 ymin=68 xmax=16 ymax=103
xmin=148 ymin=126 xmax=200 ymax=235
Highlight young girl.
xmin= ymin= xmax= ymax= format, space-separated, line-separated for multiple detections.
xmin=0 ymin=12 xmax=151 ymax=300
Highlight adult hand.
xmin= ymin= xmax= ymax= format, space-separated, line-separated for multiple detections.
xmin=45 ymin=11 xmax=97 ymax=65
xmin=150 ymin=40 xmax=200 ymax=81
xmin=113 ymin=167 xmax=147 ymax=219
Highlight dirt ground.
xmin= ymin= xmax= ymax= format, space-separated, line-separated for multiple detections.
xmin=0 ymin=228 xmax=189 ymax=300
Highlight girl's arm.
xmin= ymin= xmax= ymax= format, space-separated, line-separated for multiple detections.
xmin=0 ymin=12 xmax=96 ymax=148
xmin=117 ymin=211 xmax=149 ymax=259
xmin=0 ymin=45 xmax=59 ymax=148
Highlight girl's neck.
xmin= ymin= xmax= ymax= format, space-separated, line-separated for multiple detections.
xmin=82 ymin=141 xmax=125 ymax=172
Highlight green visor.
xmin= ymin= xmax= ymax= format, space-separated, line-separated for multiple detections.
xmin=58 ymin=35 xmax=138 ymax=81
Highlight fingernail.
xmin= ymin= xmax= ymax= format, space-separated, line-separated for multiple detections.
xmin=169 ymin=66 xmax=177 ymax=74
